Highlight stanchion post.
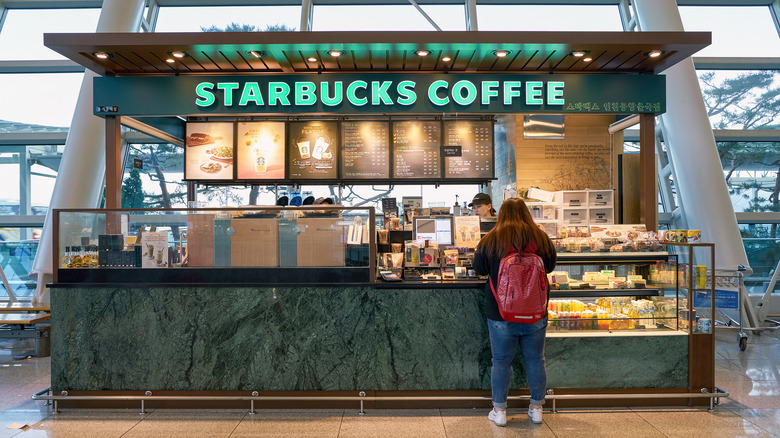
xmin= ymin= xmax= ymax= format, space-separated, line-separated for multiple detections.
xmin=358 ymin=391 xmax=366 ymax=416
xmin=249 ymin=391 xmax=258 ymax=415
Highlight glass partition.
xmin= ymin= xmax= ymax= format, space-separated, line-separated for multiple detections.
xmin=54 ymin=206 xmax=375 ymax=285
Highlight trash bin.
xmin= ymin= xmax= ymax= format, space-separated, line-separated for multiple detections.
xmin=35 ymin=324 xmax=50 ymax=357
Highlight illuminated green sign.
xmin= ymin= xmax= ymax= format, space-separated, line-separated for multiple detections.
xmin=94 ymin=73 xmax=665 ymax=116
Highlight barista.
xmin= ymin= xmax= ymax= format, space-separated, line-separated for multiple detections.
xmin=469 ymin=193 xmax=496 ymax=218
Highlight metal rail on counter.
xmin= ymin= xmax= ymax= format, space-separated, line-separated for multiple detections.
xmin=33 ymin=387 xmax=729 ymax=415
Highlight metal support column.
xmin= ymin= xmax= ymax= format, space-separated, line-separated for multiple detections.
xmin=0 ymin=4 xmax=7 ymax=34
xmin=29 ymin=0 xmax=147 ymax=305
xmin=465 ymin=0 xmax=478 ymax=31
xmin=633 ymin=0 xmax=750 ymax=274
xmin=300 ymin=0 xmax=313 ymax=32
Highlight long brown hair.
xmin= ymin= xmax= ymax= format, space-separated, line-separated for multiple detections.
xmin=476 ymin=198 xmax=554 ymax=259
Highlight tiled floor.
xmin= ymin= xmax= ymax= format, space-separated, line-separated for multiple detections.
xmin=1 ymin=328 xmax=779 ymax=437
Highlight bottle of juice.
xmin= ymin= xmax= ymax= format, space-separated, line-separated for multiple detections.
xmin=62 ymin=246 xmax=72 ymax=268
xmin=71 ymin=245 xmax=83 ymax=268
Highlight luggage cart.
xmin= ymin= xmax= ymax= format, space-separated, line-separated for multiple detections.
xmin=711 ymin=264 xmax=780 ymax=351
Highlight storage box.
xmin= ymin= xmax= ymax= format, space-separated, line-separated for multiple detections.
xmin=230 ymin=218 xmax=279 ymax=267
xmin=296 ymin=218 xmax=345 ymax=267
xmin=588 ymin=190 xmax=614 ymax=206
xmin=186 ymin=214 xmax=215 ymax=267
xmin=560 ymin=208 xmax=588 ymax=225
xmin=589 ymin=208 xmax=614 ymax=224
xmin=560 ymin=190 xmax=587 ymax=207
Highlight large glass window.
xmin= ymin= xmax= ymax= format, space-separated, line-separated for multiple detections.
xmin=679 ymin=6 xmax=780 ymax=57
xmin=0 ymin=73 xmax=83 ymax=127
xmin=123 ymin=141 xmax=187 ymax=209
xmin=477 ymin=5 xmax=622 ymax=31
xmin=719 ymin=141 xmax=780 ymax=214
xmin=697 ymin=70 xmax=780 ymax=130
xmin=0 ymin=144 xmax=62 ymax=217
xmin=0 ymin=8 xmax=100 ymax=60
xmin=312 ymin=5 xmax=465 ymax=31
xmin=155 ymin=6 xmax=300 ymax=32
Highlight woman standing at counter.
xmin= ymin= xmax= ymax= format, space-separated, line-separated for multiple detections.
xmin=473 ymin=198 xmax=557 ymax=426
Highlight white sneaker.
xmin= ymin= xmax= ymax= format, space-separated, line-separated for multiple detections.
xmin=488 ymin=408 xmax=507 ymax=427
xmin=528 ymin=405 xmax=543 ymax=424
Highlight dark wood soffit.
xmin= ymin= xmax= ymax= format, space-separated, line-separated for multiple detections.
xmin=44 ymin=30 xmax=710 ymax=76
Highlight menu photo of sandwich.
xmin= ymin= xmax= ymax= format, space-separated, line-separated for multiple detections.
xmin=185 ymin=122 xmax=235 ymax=180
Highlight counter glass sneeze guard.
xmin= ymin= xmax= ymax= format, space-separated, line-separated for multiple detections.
xmin=52 ymin=206 xmax=376 ymax=286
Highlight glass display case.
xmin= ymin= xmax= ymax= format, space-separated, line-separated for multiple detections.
xmin=53 ymin=206 xmax=375 ymax=285
xmin=548 ymin=252 xmax=683 ymax=333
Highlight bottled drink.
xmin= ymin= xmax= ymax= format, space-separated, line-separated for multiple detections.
xmin=90 ymin=245 xmax=99 ymax=268
xmin=71 ymin=246 xmax=83 ymax=268
xmin=62 ymin=246 xmax=72 ymax=268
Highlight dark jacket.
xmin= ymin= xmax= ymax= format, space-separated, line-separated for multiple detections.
xmin=473 ymin=236 xmax=557 ymax=321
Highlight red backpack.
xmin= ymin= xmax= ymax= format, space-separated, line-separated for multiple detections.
xmin=489 ymin=248 xmax=549 ymax=323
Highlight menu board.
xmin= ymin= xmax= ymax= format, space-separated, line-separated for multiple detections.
xmin=185 ymin=122 xmax=235 ymax=180
xmin=392 ymin=120 xmax=441 ymax=179
xmin=236 ymin=121 xmax=285 ymax=180
xmin=341 ymin=121 xmax=390 ymax=179
xmin=288 ymin=121 xmax=338 ymax=179
xmin=443 ymin=120 xmax=494 ymax=179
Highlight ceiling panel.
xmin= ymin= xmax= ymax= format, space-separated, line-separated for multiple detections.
xmin=43 ymin=31 xmax=711 ymax=76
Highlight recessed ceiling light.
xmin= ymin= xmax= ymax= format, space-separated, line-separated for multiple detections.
xmin=583 ymin=57 xmax=593 ymax=62
xmin=494 ymin=50 xmax=510 ymax=58
xmin=647 ymin=50 xmax=664 ymax=58
xmin=416 ymin=50 xmax=430 ymax=57
xmin=248 ymin=50 xmax=266 ymax=58
xmin=165 ymin=58 xmax=175 ymax=63
xmin=328 ymin=50 xmax=343 ymax=57
xmin=93 ymin=52 xmax=111 ymax=59
xmin=571 ymin=50 xmax=588 ymax=57
xmin=307 ymin=56 xmax=318 ymax=62
xmin=169 ymin=51 xmax=188 ymax=58
xmin=441 ymin=56 xmax=452 ymax=62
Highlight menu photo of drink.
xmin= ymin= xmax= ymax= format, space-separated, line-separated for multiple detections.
xmin=140 ymin=231 xmax=169 ymax=268
xmin=453 ymin=216 xmax=481 ymax=248
xmin=392 ymin=120 xmax=441 ymax=179
xmin=444 ymin=120 xmax=494 ymax=179
xmin=236 ymin=121 xmax=285 ymax=180
xmin=185 ymin=122 xmax=235 ymax=180
xmin=288 ymin=121 xmax=338 ymax=179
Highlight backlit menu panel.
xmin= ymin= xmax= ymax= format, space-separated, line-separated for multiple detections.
xmin=392 ymin=121 xmax=441 ymax=179
xmin=184 ymin=122 xmax=234 ymax=180
xmin=443 ymin=120 xmax=494 ymax=179
xmin=288 ymin=121 xmax=338 ymax=179
xmin=236 ymin=121 xmax=285 ymax=180
xmin=341 ymin=121 xmax=390 ymax=179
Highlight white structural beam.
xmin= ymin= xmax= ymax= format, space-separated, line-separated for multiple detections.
xmin=29 ymin=0 xmax=146 ymax=305
xmin=634 ymin=0 xmax=751 ymax=274
xmin=465 ymin=0 xmax=477 ymax=31
xmin=300 ymin=0 xmax=313 ymax=31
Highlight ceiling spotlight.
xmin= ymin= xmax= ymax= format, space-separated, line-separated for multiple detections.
xmin=328 ymin=50 xmax=343 ymax=57
xmin=307 ymin=56 xmax=318 ymax=62
xmin=416 ymin=50 xmax=430 ymax=57
xmin=248 ymin=50 xmax=266 ymax=58
xmin=441 ymin=56 xmax=452 ymax=62
xmin=583 ymin=57 xmax=593 ymax=62
xmin=165 ymin=58 xmax=176 ymax=63
xmin=169 ymin=51 xmax=188 ymax=58
xmin=571 ymin=50 xmax=588 ymax=57
xmin=93 ymin=52 xmax=111 ymax=59
xmin=494 ymin=50 xmax=510 ymax=58
xmin=647 ymin=50 xmax=664 ymax=58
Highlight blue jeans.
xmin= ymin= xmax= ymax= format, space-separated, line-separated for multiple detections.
xmin=487 ymin=317 xmax=548 ymax=408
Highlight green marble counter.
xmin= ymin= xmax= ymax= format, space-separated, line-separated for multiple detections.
xmin=50 ymin=286 xmax=688 ymax=391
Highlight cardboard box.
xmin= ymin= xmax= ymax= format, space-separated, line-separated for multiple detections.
xmin=296 ymin=218 xmax=345 ymax=267
xmin=230 ymin=218 xmax=279 ymax=267
xmin=186 ymin=214 xmax=215 ymax=267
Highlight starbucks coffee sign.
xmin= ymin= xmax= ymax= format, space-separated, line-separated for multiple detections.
xmin=94 ymin=73 xmax=665 ymax=116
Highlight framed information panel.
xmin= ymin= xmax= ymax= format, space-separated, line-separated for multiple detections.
xmin=392 ymin=120 xmax=441 ymax=179
xmin=184 ymin=122 xmax=234 ymax=181
xmin=341 ymin=121 xmax=390 ymax=179
xmin=288 ymin=121 xmax=338 ymax=179
xmin=443 ymin=120 xmax=494 ymax=179
xmin=236 ymin=121 xmax=286 ymax=180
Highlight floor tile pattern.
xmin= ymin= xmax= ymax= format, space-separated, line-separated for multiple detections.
xmin=2 ymin=328 xmax=779 ymax=437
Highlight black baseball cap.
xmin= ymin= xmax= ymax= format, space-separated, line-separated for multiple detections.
xmin=468 ymin=193 xmax=492 ymax=207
